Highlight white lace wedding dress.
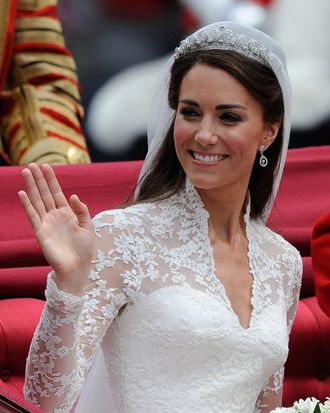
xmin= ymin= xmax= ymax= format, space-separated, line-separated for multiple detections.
xmin=24 ymin=180 xmax=302 ymax=413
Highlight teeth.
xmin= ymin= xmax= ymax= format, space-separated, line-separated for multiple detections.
xmin=193 ymin=152 xmax=227 ymax=162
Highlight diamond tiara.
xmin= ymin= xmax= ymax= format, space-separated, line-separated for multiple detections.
xmin=174 ymin=26 xmax=274 ymax=67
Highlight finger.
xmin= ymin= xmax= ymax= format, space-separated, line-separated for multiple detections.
xmin=22 ymin=166 xmax=47 ymax=218
xmin=41 ymin=164 xmax=70 ymax=208
xmin=29 ymin=163 xmax=56 ymax=212
xmin=18 ymin=190 xmax=41 ymax=233
xmin=70 ymin=194 xmax=93 ymax=229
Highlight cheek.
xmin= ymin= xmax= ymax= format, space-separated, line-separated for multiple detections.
xmin=224 ymin=128 xmax=261 ymax=155
xmin=173 ymin=117 xmax=193 ymax=148
xmin=223 ymin=132 xmax=249 ymax=154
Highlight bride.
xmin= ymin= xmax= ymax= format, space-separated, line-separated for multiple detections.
xmin=19 ymin=21 xmax=302 ymax=413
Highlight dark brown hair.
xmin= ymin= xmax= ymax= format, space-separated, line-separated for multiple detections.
xmin=136 ymin=49 xmax=284 ymax=219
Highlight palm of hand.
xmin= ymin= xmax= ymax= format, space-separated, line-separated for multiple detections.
xmin=18 ymin=164 xmax=96 ymax=286
xmin=36 ymin=205 xmax=95 ymax=276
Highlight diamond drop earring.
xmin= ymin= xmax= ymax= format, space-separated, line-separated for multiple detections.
xmin=259 ymin=145 xmax=268 ymax=167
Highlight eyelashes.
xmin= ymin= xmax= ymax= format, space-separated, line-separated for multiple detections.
xmin=220 ymin=113 xmax=242 ymax=123
xmin=179 ymin=107 xmax=242 ymax=123
xmin=180 ymin=108 xmax=198 ymax=117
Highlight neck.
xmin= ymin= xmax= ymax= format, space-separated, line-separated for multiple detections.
xmin=196 ymin=183 xmax=248 ymax=245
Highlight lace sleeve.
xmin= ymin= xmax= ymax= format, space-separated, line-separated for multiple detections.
xmin=24 ymin=211 xmax=132 ymax=412
xmin=255 ymin=249 xmax=303 ymax=413
xmin=254 ymin=367 xmax=284 ymax=413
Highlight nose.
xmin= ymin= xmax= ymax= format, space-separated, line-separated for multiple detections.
xmin=194 ymin=120 xmax=218 ymax=146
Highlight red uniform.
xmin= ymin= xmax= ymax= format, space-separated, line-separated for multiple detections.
xmin=0 ymin=0 xmax=90 ymax=164
xmin=311 ymin=211 xmax=330 ymax=317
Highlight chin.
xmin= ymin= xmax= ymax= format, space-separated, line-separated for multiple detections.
xmin=187 ymin=176 xmax=222 ymax=191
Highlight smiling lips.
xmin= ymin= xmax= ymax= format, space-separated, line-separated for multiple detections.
xmin=192 ymin=151 xmax=229 ymax=163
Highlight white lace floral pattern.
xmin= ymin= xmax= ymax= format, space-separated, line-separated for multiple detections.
xmin=24 ymin=180 xmax=302 ymax=413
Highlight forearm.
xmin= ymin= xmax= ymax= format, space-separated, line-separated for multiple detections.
xmin=255 ymin=367 xmax=284 ymax=413
xmin=255 ymin=391 xmax=282 ymax=413
xmin=24 ymin=276 xmax=86 ymax=412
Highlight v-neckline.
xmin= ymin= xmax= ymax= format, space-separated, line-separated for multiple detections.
xmin=208 ymin=232 xmax=257 ymax=331
xmin=184 ymin=179 xmax=257 ymax=331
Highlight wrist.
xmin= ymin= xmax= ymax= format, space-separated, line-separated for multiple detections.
xmin=53 ymin=268 xmax=89 ymax=296
xmin=46 ymin=274 xmax=86 ymax=312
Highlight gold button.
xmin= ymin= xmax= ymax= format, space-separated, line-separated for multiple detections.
xmin=67 ymin=147 xmax=86 ymax=164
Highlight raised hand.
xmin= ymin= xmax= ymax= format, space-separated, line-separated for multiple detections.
xmin=18 ymin=163 xmax=95 ymax=295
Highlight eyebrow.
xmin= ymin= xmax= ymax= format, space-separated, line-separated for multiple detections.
xmin=179 ymin=99 xmax=247 ymax=111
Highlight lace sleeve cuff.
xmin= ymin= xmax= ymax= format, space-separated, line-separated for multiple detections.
xmin=45 ymin=272 xmax=86 ymax=313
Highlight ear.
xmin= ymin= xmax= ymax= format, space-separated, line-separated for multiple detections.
xmin=261 ymin=121 xmax=281 ymax=149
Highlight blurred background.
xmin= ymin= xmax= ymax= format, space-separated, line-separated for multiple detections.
xmin=58 ymin=0 xmax=330 ymax=162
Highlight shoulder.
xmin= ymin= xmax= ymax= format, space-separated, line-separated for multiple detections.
xmin=92 ymin=202 xmax=159 ymax=234
xmin=91 ymin=193 xmax=188 ymax=247
xmin=253 ymin=221 xmax=303 ymax=307
xmin=93 ymin=194 xmax=182 ymax=226
xmin=90 ymin=203 xmax=158 ymax=270
xmin=252 ymin=220 xmax=302 ymax=273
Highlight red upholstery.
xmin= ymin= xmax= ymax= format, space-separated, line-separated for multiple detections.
xmin=0 ymin=299 xmax=45 ymax=394
xmin=0 ymin=148 xmax=330 ymax=407
xmin=269 ymin=146 xmax=330 ymax=257
xmin=0 ymin=384 xmax=45 ymax=412
xmin=284 ymin=297 xmax=330 ymax=401
xmin=267 ymin=146 xmax=330 ymax=405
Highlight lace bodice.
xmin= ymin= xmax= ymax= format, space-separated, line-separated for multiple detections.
xmin=24 ymin=180 xmax=302 ymax=413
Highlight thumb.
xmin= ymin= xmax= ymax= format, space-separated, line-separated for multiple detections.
xmin=69 ymin=194 xmax=92 ymax=229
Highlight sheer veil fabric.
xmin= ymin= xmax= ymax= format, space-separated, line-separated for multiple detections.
xmin=135 ymin=20 xmax=292 ymax=222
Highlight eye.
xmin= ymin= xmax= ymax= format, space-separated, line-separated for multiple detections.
xmin=220 ymin=112 xmax=242 ymax=123
xmin=180 ymin=107 xmax=199 ymax=118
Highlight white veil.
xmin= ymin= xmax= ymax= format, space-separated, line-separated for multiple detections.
xmin=135 ymin=21 xmax=292 ymax=222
